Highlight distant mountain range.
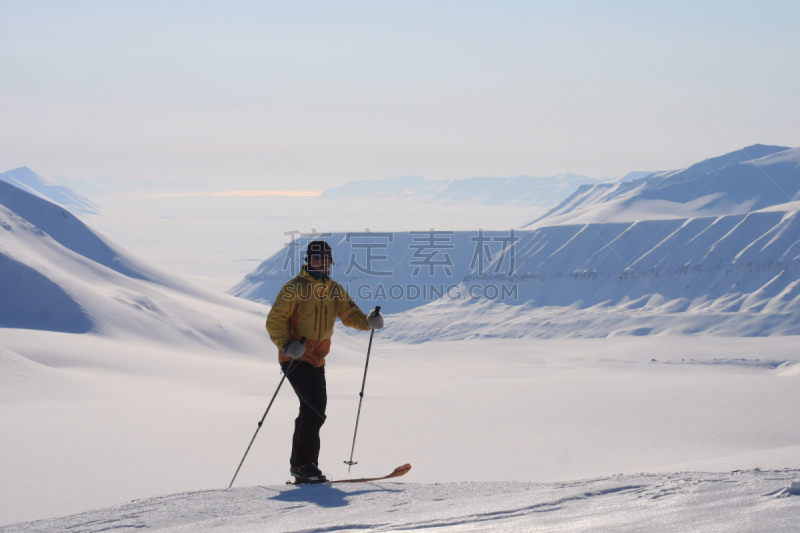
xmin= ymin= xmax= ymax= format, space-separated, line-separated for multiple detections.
xmin=1 ymin=167 xmax=654 ymax=213
xmin=323 ymin=173 xmax=607 ymax=207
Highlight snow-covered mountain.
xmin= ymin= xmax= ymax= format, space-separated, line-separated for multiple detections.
xmin=0 ymin=179 xmax=265 ymax=348
xmin=525 ymin=144 xmax=794 ymax=227
xmin=0 ymin=166 xmax=99 ymax=215
xmin=324 ymin=173 xmax=604 ymax=206
xmin=228 ymin=231 xmax=518 ymax=313
xmin=233 ymin=145 xmax=800 ymax=339
xmin=385 ymin=209 xmax=800 ymax=341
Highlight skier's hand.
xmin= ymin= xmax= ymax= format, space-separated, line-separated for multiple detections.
xmin=283 ymin=339 xmax=306 ymax=359
xmin=367 ymin=308 xmax=384 ymax=330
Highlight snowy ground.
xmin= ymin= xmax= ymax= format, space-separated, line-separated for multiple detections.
xmin=2 ymin=332 xmax=800 ymax=527
xmin=4 ymin=470 xmax=800 ymax=532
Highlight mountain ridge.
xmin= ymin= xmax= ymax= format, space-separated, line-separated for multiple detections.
xmin=0 ymin=179 xmax=266 ymax=348
xmin=524 ymin=144 xmax=796 ymax=228
xmin=323 ymin=173 xmax=605 ymax=206
xmin=0 ymin=166 xmax=99 ymax=215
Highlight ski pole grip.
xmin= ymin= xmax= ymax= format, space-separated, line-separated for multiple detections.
xmin=375 ymin=306 xmax=381 ymax=314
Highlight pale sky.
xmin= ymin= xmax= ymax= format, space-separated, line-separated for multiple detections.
xmin=1 ymin=0 xmax=799 ymax=191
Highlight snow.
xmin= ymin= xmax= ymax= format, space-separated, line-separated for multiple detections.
xmin=234 ymin=210 xmax=800 ymax=338
xmin=3 ymin=331 xmax=800 ymax=527
xmin=4 ymin=470 xmax=800 ymax=532
xmin=0 ymin=167 xmax=99 ymax=215
xmin=3 ymin=146 xmax=800 ymax=530
xmin=0 ymin=179 xmax=268 ymax=346
xmin=525 ymin=145 xmax=797 ymax=228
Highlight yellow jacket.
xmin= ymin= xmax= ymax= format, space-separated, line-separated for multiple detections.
xmin=266 ymin=266 xmax=371 ymax=367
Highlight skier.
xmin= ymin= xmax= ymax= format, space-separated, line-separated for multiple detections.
xmin=266 ymin=239 xmax=384 ymax=483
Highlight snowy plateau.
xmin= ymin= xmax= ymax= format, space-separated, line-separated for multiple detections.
xmin=2 ymin=145 xmax=800 ymax=532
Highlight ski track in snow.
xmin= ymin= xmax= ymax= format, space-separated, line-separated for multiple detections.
xmin=4 ymin=470 xmax=800 ymax=532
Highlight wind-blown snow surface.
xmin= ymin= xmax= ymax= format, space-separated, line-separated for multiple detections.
xmin=5 ymin=470 xmax=800 ymax=532
xmin=4 ymin=331 xmax=800 ymax=526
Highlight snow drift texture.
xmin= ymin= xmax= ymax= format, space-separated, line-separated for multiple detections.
xmin=6 ymin=470 xmax=800 ymax=533
xmin=233 ymin=145 xmax=800 ymax=339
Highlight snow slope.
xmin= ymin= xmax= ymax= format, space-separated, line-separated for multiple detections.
xmin=0 ymin=178 xmax=267 ymax=347
xmin=232 ymin=210 xmax=800 ymax=338
xmin=383 ymin=211 xmax=800 ymax=341
xmin=3 ymin=333 xmax=800 ymax=527
xmin=5 ymin=470 xmax=800 ymax=532
xmin=524 ymin=144 xmax=795 ymax=227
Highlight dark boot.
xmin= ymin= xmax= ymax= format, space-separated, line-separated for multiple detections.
xmin=290 ymin=463 xmax=327 ymax=483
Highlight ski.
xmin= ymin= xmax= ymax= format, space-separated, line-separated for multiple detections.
xmin=286 ymin=463 xmax=411 ymax=485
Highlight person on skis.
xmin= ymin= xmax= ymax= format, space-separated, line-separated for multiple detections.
xmin=266 ymin=239 xmax=384 ymax=483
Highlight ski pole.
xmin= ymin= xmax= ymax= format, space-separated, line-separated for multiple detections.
xmin=229 ymin=340 xmax=303 ymax=488
xmin=344 ymin=306 xmax=380 ymax=472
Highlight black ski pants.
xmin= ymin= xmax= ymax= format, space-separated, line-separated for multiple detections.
xmin=281 ymin=361 xmax=327 ymax=468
